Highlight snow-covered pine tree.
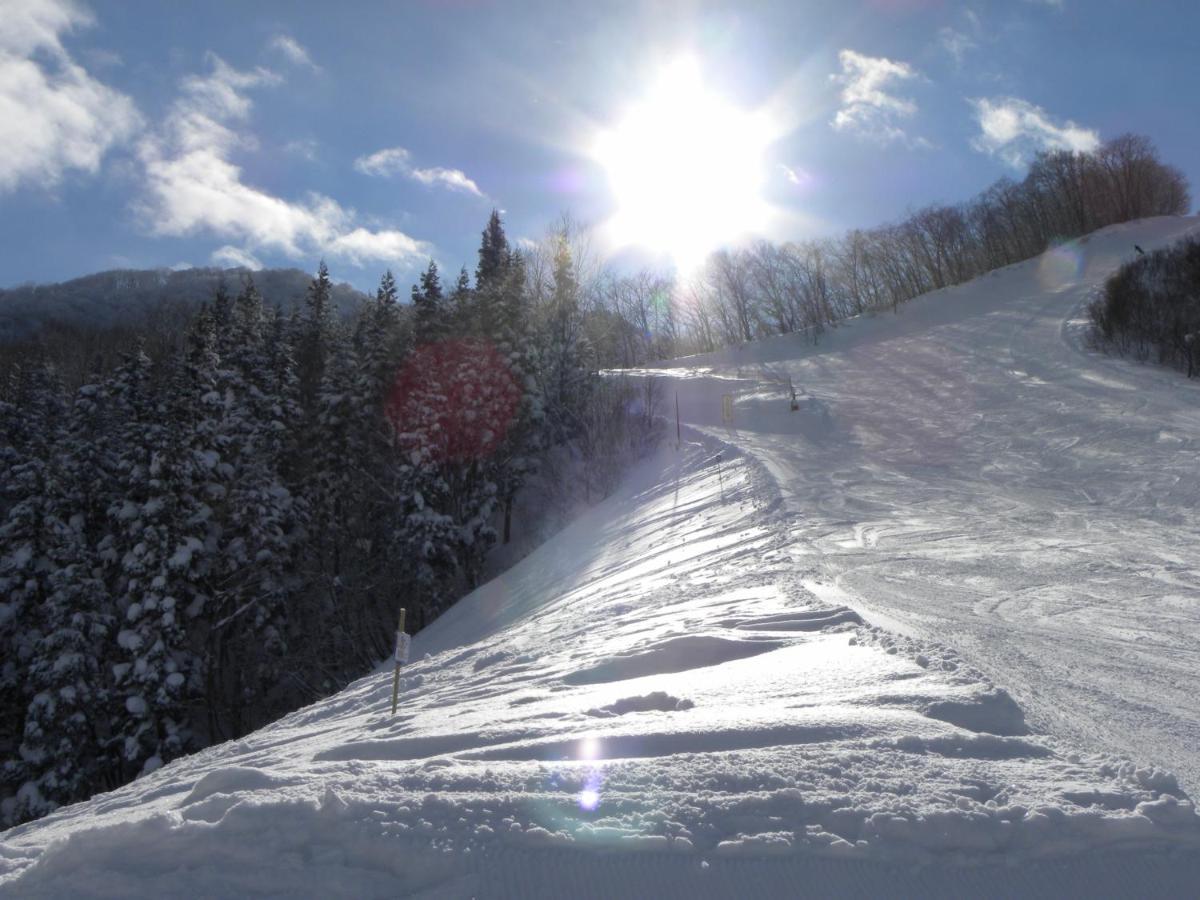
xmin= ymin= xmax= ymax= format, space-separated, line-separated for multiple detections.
xmin=105 ymin=344 xmax=206 ymax=779
xmin=309 ymin=326 xmax=364 ymax=664
xmin=297 ymin=261 xmax=335 ymax=414
xmin=473 ymin=213 xmax=545 ymax=545
xmin=199 ymin=279 xmax=298 ymax=739
xmin=539 ymin=233 xmax=594 ymax=446
xmin=17 ymin=373 xmax=118 ymax=821
xmin=372 ymin=269 xmax=407 ymax=379
xmin=268 ymin=304 xmax=306 ymax=485
xmin=412 ymin=260 xmax=446 ymax=348
xmin=0 ymin=361 xmax=67 ymax=823
xmin=447 ymin=266 xmax=473 ymax=336
xmin=387 ymin=339 xmax=516 ymax=600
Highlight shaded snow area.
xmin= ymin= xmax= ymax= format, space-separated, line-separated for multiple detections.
xmin=4 ymin=220 xmax=1200 ymax=898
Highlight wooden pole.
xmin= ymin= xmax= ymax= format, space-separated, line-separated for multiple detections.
xmin=390 ymin=607 xmax=407 ymax=716
xmin=675 ymin=391 xmax=681 ymax=449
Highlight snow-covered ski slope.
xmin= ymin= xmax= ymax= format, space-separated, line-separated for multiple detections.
xmin=3 ymin=218 xmax=1200 ymax=898
xmin=652 ymin=215 xmax=1200 ymax=801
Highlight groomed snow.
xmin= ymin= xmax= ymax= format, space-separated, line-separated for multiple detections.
xmin=3 ymin=218 xmax=1200 ymax=897
xmin=652 ymin=215 xmax=1200 ymax=799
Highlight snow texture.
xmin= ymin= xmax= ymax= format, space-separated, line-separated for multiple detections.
xmin=3 ymin=217 xmax=1200 ymax=896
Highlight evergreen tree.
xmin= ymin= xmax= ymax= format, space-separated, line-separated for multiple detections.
xmin=479 ymin=238 xmax=545 ymax=545
xmin=105 ymin=347 xmax=205 ymax=779
xmin=202 ymin=280 xmax=298 ymax=739
xmin=412 ymin=260 xmax=446 ymax=347
xmin=447 ymin=265 xmax=474 ymax=335
xmin=297 ymin=261 xmax=335 ymax=412
xmin=476 ymin=209 xmax=510 ymax=291
xmin=0 ymin=361 xmax=67 ymax=816
xmin=18 ymin=374 xmax=117 ymax=818
xmin=540 ymin=234 xmax=593 ymax=445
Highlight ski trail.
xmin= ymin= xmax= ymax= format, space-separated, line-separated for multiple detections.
xmin=656 ymin=215 xmax=1200 ymax=796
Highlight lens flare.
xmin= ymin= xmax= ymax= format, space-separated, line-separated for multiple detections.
xmin=578 ymin=736 xmax=602 ymax=761
xmin=386 ymin=339 xmax=521 ymax=465
xmin=1037 ymin=240 xmax=1085 ymax=292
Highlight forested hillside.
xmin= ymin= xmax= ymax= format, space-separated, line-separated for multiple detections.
xmin=0 ymin=212 xmax=656 ymax=827
xmin=0 ymin=267 xmax=368 ymax=343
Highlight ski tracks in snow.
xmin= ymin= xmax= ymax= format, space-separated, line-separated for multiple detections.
xmin=660 ymin=216 xmax=1200 ymax=797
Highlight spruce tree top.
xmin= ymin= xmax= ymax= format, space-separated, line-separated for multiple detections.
xmin=476 ymin=210 xmax=510 ymax=290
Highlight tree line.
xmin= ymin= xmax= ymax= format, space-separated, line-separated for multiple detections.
xmin=589 ymin=134 xmax=1190 ymax=365
xmin=0 ymin=211 xmax=658 ymax=826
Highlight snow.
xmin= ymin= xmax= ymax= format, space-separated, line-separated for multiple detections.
xmin=124 ymin=696 xmax=147 ymax=717
xmin=4 ymin=217 xmax=1200 ymax=896
xmin=648 ymin=215 xmax=1200 ymax=799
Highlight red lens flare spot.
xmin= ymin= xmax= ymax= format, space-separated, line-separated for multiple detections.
xmin=387 ymin=339 xmax=521 ymax=465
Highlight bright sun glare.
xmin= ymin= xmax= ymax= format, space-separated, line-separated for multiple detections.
xmin=594 ymin=57 xmax=775 ymax=272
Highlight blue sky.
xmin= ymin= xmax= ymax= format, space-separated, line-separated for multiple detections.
xmin=2 ymin=0 xmax=1197 ymax=291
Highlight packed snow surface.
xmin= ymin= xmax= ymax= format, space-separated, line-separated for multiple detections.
xmin=652 ymin=216 xmax=1200 ymax=798
xmin=3 ymin=217 xmax=1200 ymax=897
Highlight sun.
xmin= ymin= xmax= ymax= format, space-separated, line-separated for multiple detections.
xmin=593 ymin=56 xmax=776 ymax=272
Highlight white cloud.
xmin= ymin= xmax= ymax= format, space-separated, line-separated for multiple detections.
xmin=0 ymin=0 xmax=141 ymax=193
xmin=137 ymin=54 xmax=430 ymax=269
xmin=268 ymin=34 xmax=318 ymax=71
xmin=408 ymin=165 xmax=483 ymax=195
xmin=830 ymin=49 xmax=924 ymax=146
xmin=939 ymin=27 xmax=976 ymax=65
xmin=326 ymin=228 xmax=426 ymax=267
xmin=211 ymin=245 xmax=263 ymax=270
xmin=354 ymin=147 xmax=411 ymax=177
xmin=970 ymin=96 xmax=1100 ymax=167
xmin=284 ymin=137 xmax=319 ymax=162
xmin=354 ymin=145 xmax=484 ymax=197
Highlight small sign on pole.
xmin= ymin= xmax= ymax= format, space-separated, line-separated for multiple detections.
xmin=390 ymin=607 xmax=409 ymax=715
xmin=721 ymin=394 xmax=733 ymax=424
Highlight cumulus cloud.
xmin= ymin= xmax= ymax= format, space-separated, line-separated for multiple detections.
xmin=0 ymin=0 xmax=141 ymax=193
xmin=211 ymin=245 xmax=263 ymax=270
xmin=268 ymin=34 xmax=318 ymax=71
xmin=137 ymin=54 xmax=429 ymax=269
xmin=354 ymin=146 xmax=484 ymax=197
xmin=830 ymin=49 xmax=924 ymax=146
xmin=326 ymin=228 xmax=426 ymax=267
xmin=970 ymin=96 xmax=1100 ymax=167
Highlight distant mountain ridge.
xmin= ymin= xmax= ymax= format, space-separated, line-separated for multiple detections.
xmin=0 ymin=266 xmax=371 ymax=343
